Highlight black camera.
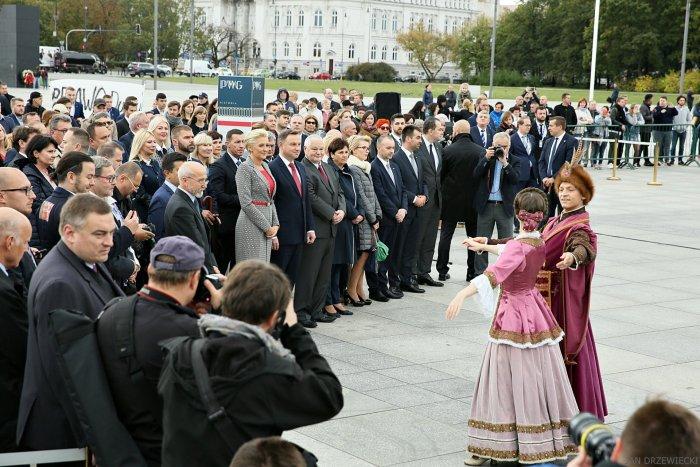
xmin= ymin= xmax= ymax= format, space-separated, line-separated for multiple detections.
xmin=493 ymin=146 xmax=505 ymax=158
xmin=194 ymin=267 xmax=223 ymax=303
xmin=568 ymin=412 xmax=617 ymax=465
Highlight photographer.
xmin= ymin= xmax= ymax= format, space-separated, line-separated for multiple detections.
xmin=568 ymin=399 xmax=700 ymax=467
xmin=473 ymin=132 xmax=521 ymax=276
xmin=96 ymin=236 xmax=223 ymax=467
xmin=159 ymin=260 xmax=343 ymax=467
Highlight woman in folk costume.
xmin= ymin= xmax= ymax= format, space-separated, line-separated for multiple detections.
xmin=446 ymin=188 xmax=578 ymax=465
xmin=539 ymin=146 xmax=607 ymax=420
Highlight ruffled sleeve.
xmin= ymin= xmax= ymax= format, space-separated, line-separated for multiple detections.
xmin=471 ymin=275 xmax=499 ymax=318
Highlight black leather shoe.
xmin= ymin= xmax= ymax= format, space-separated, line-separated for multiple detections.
xmin=299 ymin=318 xmax=317 ymax=328
xmin=347 ymin=296 xmax=365 ymax=307
xmin=417 ymin=275 xmax=444 ymax=287
xmin=438 ymin=273 xmax=450 ymax=281
xmin=335 ymin=307 xmax=354 ymax=316
xmin=644 ymin=160 xmax=654 ymax=166
xmin=400 ymin=282 xmax=425 ymax=293
xmin=386 ymin=288 xmax=404 ymax=299
xmin=315 ymin=313 xmax=336 ymax=323
xmin=361 ymin=298 xmax=372 ymax=305
xmin=369 ymin=291 xmax=389 ymax=302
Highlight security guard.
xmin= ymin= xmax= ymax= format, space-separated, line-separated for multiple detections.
xmin=96 ymin=236 xmax=223 ymax=467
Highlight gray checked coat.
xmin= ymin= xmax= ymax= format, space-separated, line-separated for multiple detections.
xmin=235 ymin=159 xmax=279 ymax=262
xmin=348 ymin=162 xmax=382 ymax=251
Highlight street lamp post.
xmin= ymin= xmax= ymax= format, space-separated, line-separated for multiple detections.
xmin=588 ymin=0 xmax=600 ymax=101
xmin=153 ymin=0 xmax=159 ymax=90
xmin=488 ymin=0 xmax=498 ymax=98
xmin=189 ymin=0 xmax=194 ymax=84
xmin=679 ymin=0 xmax=691 ymax=94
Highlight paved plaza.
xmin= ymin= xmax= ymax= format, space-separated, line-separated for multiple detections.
xmin=285 ymin=166 xmax=700 ymax=466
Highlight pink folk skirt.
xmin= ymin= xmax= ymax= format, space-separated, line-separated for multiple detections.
xmin=466 ymin=341 xmax=579 ymax=464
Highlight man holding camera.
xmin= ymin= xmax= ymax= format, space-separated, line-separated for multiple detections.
xmin=473 ymin=132 xmax=521 ymax=276
xmin=158 ymin=260 xmax=343 ymax=467
xmin=97 ymin=236 xmax=223 ymax=467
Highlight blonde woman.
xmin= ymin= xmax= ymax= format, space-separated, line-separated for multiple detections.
xmin=189 ymin=105 xmax=208 ymax=135
xmin=180 ymin=99 xmax=195 ymax=122
xmin=235 ymin=128 xmax=279 ymax=262
xmin=337 ymin=109 xmax=354 ymax=122
xmin=129 ymin=129 xmax=164 ymax=220
xmin=190 ymin=132 xmax=214 ymax=167
xmin=347 ymin=135 xmax=382 ymax=306
xmin=148 ymin=115 xmax=171 ymax=161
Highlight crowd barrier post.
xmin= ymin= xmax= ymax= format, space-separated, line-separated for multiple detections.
xmin=607 ymin=139 xmax=621 ymax=181
xmin=0 ymin=448 xmax=87 ymax=466
xmin=647 ymin=142 xmax=662 ymax=186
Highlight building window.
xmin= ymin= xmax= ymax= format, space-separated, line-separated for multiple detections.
xmin=444 ymin=17 xmax=449 ymax=32
xmin=452 ymin=19 xmax=458 ymax=32
xmin=371 ymin=11 xmax=377 ymax=30
xmin=427 ymin=17 xmax=433 ymax=31
xmin=314 ymin=10 xmax=322 ymax=27
xmin=409 ymin=16 xmax=414 ymax=28
xmin=331 ymin=10 xmax=338 ymax=27
xmin=283 ymin=42 xmax=289 ymax=57
xmin=381 ymin=13 xmax=387 ymax=31
xmin=348 ymin=44 xmax=355 ymax=59
xmin=392 ymin=46 xmax=398 ymax=61
xmin=381 ymin=45 xmax=387 ymax=60
xmin=286 ymin=10 xmax=292 ymax=26
xmin=272 ymin=42 xmax=277 ymax=58
xmin=313 ymin=42 xmax=321 ymax=57
xmin=370 ymin=44 xmax=377 ymax=60
xmin=298 ymin=10 xmax=304 ymax=27
xmin=296 ymin=42 xmax=302 ymax=57
xmin=274 ymin=10 xmax=279 ymax=27
xmin=408 ymin=51 xmax=413 ymax=61
xmin=392 ymin=14 xmax=398 ymax=32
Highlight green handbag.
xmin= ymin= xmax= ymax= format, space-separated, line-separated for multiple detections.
xmin=376 ymin=238 xmax=389 ymax=262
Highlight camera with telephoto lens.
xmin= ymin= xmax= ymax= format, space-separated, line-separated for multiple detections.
xmin=194 ymin=267 xmax=223 ymax=303
xmin=492 ymin=146 xmax=505 ymax=159
xmin=568 ymin=412 xmax=617 ymax=465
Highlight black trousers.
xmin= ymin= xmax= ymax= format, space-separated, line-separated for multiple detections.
xmin=436 ymin=215 xmax=477 ymax=280
xmin=294 ymin=237 xmax=334 ymax=321
xmin=375 ymin=218 xmax=400 ymax=293
xmin=414 ymin=200 xmax=441 ymax=277
xmin=640 ymin=131 xmax=652 ymax=162
xmin=398 ymin=211 xmax=418 ymax=285
xmin=546 ymin=184 xmax=561 ymax=219
xmin=212 ymin=227 xmax=235 ymax=274
xmin=271 ymin=242 xmax=303 ymax=288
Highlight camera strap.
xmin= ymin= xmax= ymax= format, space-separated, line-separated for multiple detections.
xmin=190 ymin=338 xmax=243 ymax=454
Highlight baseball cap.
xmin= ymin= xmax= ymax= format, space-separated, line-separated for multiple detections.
xmin=150 ymin=236 xmax=205 ymax=271
xmin=93 ymin=98 xmax=106 ymax=108
xmin=198 ymin=92 xmax=208 ymax=99
xmin=52 ymin=103 xmax=69 ymax=114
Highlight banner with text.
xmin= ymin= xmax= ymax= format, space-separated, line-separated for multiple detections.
xmin=49 ymin=79 xmax=145 ymax=117
xmin=217 ymin=76 xmax=265 ymax=132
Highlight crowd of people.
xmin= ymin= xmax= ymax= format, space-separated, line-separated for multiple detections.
xmin=0 ymin=79 xmax=698 ymax=466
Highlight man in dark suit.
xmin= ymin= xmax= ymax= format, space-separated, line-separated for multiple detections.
xmin=538 ymin=116 xmax=578 ymax=217
xmin=436 ymin=121 xmax=484 ymax=282
xmin=270 ymin=130 xmax=315 ymax=287
xmin=207 ymin=129 xmax=244 ymax=270
xmin=0 ymin=81 xmax=13 ymax=116
xmin=64 ymin=86 xmax=85 ymax=124
xmin=414 ymin=117 xmax=443 ymax=287
xmin=510 ymin=117 xmax=540 ymax=192
xmin=116 ymin=100 xmax=138 ymax=139
xmin=0 ymin=168 xmax=38 ymax=294
xmin=149 ymin=152 xmax=187 ymax=241
xmin=470 ymin=110 xmax=494 ymax=149
xmin=7 ymin=98 xmax=24 ymax=128
xmin=164 ymin=161 xmax=220 ymax=274
xmin=0 ymin=208 xmax=31 ymax=452
xmin=37 ymin=152 xmax=95 ymax=251
xmin=553 ymin=93 xmax=577 ymax=130
xmin=296 ymin=135 xmax=346 ymax=327
xmin=392 ymin=124 xmax=428 ymax=293
xmin=473 ymin=132 xmax=521 ymax=276
xmin=370 ymin=135 xmax=408 ymax=300
xmin=18 ymin=194 xmax=123 ymax=451
xmin=150 ymin=92 xmax=168 ymax=115
xmin=529 ymin=107 xmax=550 ymax=160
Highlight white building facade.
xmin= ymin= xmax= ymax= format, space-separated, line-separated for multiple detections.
xmin=193 ymin=0 xmax=501 ymax=78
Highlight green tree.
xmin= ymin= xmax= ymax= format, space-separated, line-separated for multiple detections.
xmin=456 ymin=16 xmax=492 ymax=77
xmin=396 ymin=20 xmax=457 ymax=82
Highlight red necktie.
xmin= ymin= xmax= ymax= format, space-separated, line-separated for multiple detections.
xmin=289 ymin=162 xmax=302 ymax=196
xmin=318 ymin=164 xmax=330 ymax=185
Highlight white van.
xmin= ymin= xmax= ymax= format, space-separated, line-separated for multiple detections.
xmin=176 ymin=59 xmax=215 ymax=77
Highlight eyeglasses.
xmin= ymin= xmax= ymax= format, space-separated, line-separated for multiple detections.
xmin=97 ymin=175 xmax=116 ymax=183
xmin=305 ymin=121 xmax=317 ymax=126
xmin=126 ymin=177 xmax=141 ymax=190
xmin=51 ymin=128 xmax=69 ymax=134
xmin=185 ymin=176 xmax=208 ymax=186
xmin=380 ymin=126 xmax=390 ymax=130
xmin=0 ymin=186 xmax=34 ymax=196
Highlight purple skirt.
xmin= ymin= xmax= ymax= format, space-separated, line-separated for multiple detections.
xmin=467 ymin=342 xmax=579 ymax=464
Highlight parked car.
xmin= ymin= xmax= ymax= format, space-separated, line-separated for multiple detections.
xmin=176 ymin=59 xmax=216 ymax=77
xmin=309 ymin=71 xmax=332 ymax=80
xmin=213 ymin=67 xmax=234 ymax=76
xmin=275 ymin=70 xmax=301 ymax=80
xmin=127 ymin=62 xmax=166 ymax=78
xmin=397 ymin=74 xmax=419 ymax=83
xmin=251 ymin=68 xmax=273 ymax=78
xmin=157 ymin=64 xmax=172 ymax=76
xmin=55 ymin=51 xmax=107 ymax=74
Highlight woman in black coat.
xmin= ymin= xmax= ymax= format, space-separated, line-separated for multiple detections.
xmin=325 ymin=138 xmax=364 ymax=318
xmin=16 ymin=135 xmax=58 ymax=247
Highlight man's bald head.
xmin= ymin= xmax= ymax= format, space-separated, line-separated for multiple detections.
xmin=452 ymin=120 xmax=470 ymax=136
xmin=0 ymin=206 xmax=32 ymax=269
xmin=0 ymin=167 xmax=35 ymax=215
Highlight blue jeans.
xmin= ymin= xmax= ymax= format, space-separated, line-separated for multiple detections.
xmin=671 ymin=131 xmax=687 ymax=160
xmin=591 ymin=141 xmax=607 ymax=165
xmin=653 ymin=131 xmax=673 ymax=162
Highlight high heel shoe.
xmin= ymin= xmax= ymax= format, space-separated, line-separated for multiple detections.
xmin=333 ymin=305 xmax=354 ymax=315
xmin=346 ymin=295 xmax=365 ymax=307
xmin=357 ymin=293 xmax=372 ymax=305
